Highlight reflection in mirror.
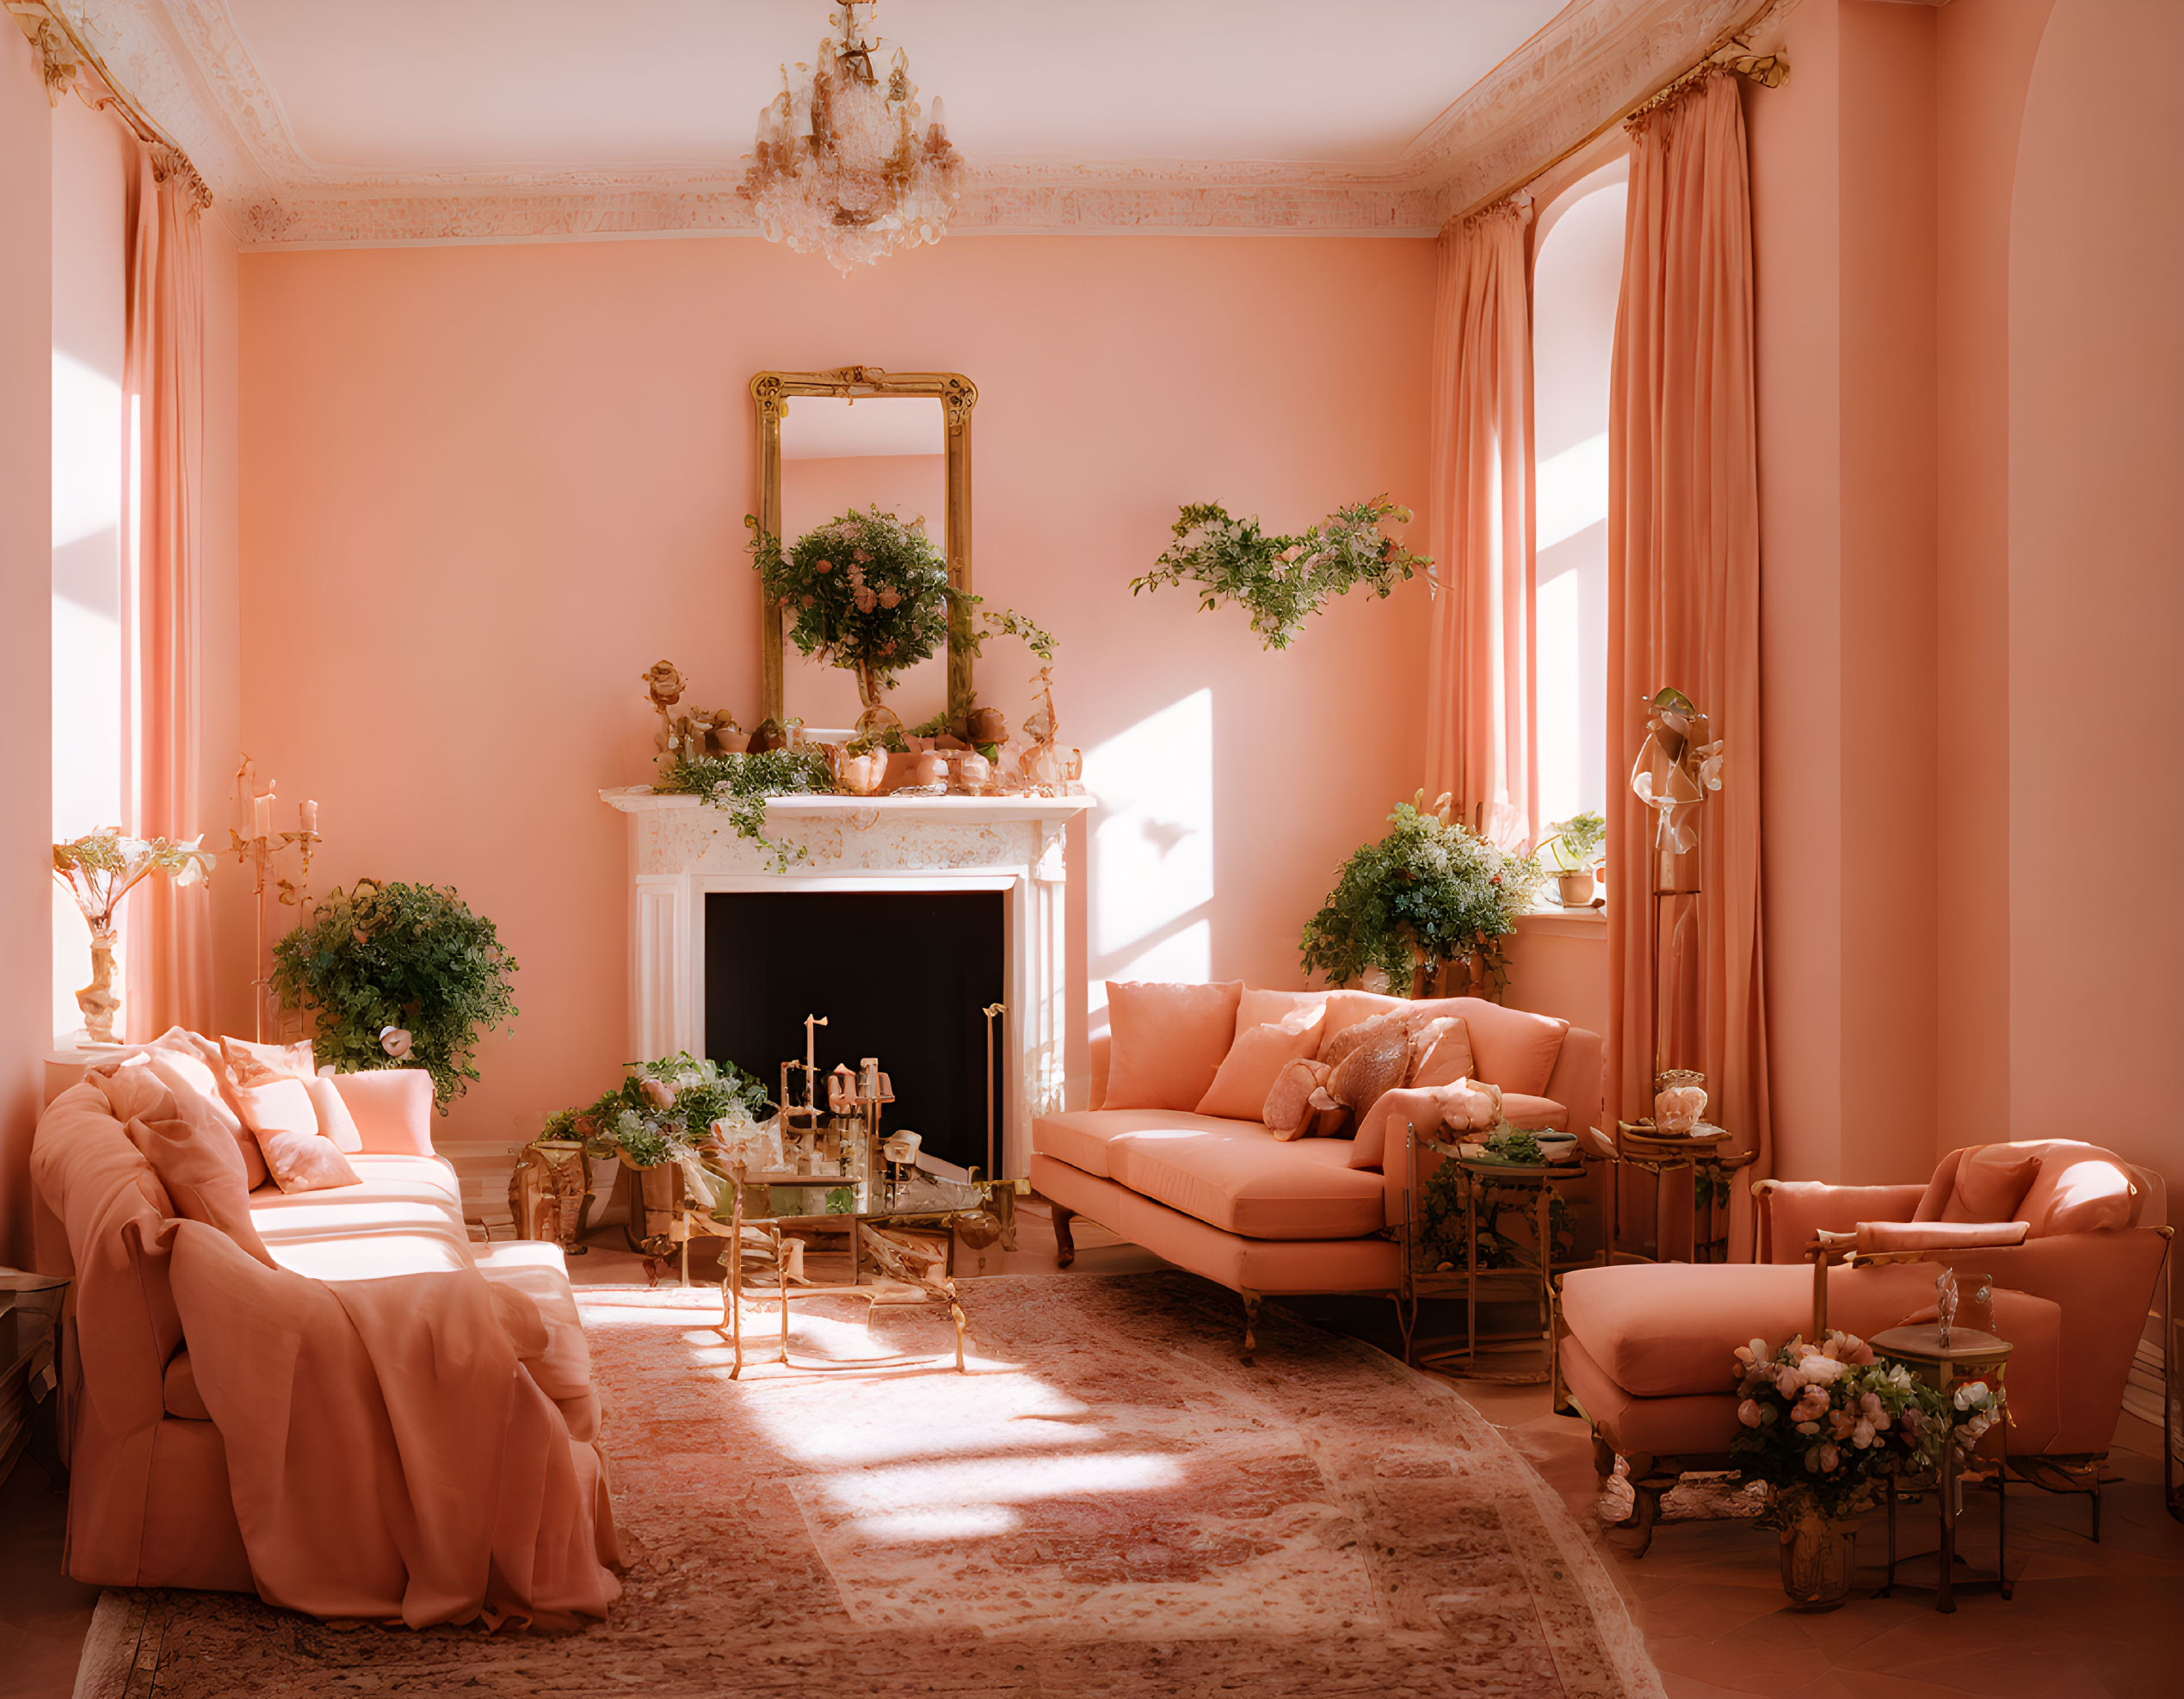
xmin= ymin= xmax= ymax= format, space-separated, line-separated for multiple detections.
xmin=778 ymin=396 xmax=947 ymax=733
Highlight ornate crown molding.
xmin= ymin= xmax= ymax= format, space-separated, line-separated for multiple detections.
xmin=59 ymin=0 xmax=1779 ymax=248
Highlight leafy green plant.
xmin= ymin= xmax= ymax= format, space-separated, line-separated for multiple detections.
xmin=271 ymin=880 xmax=518 ymax=1109
xmin=541 ymin=1052 xmax=769 ymax=1166
xmin=1539 ymin=810 xmax=1607 ymax=875
xmin=1129 ymin=497 xmax=1430 ymax=650
xmin=1300 ymin=795 xmax=1542 ymax=998
xmin=751 ymin=506 xmax=953 ymax=699
xmin=1416 ymin=1129 xmax=1575 ymax=1270
xmin=656 ymin=748 xmax=836 ymax=872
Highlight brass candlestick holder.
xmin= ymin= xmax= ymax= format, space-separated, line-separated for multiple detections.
xmin=228 ymin=755 xmax=322 ymax=1042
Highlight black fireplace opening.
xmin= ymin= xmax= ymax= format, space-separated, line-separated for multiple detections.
xmin=703 ymin=890 xmax=1006 ymax=1176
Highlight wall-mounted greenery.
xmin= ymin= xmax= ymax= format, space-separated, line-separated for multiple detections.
xmin=1130 ymin=497 xmax=1430 ymax=650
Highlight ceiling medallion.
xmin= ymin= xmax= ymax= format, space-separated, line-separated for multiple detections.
xmin=739 ymin=2 xmax=964 ymax=275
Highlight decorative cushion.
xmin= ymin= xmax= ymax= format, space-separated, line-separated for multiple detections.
xmin=1946 ymin=1146 xmax=2043 ymax=1222
xmin=132 ymin=1028 xmax=269 ymax=1191
xmin=305 ymin=1075 xmax=365 ymax=1153
xmin=222 ymin=1038 xmax=360 ymax=1195
xmin=1102 ymin=981 xmax=1243 ymax=1112
xmin=1320 ymin=995 xmax=1568 ymax=1097
xmin=115 ymin=1102 xmax=279 ymax=1268
xmin=1407 ymin=1017 xmax=1473 ymax=1089
xmin=2031 ymin=1154 xmax=2138 ymax=1236
xmin=1262 ymin=1058 xmax=1336 ymax=1142
xmin=1196 ymin=998 xmax=1326 ymax=1121
xmin=1308 ymin=1014 xmax=1413 ymax=1137
xmin=1496 ymin=1090 xmax=1568 ymax=1132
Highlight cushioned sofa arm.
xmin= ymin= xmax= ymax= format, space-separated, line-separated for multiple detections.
xmin=1754 ymin=1179 xmax=1927 ymax=1263
xmin=330 ymin=1069 xmax=436 ymax=1156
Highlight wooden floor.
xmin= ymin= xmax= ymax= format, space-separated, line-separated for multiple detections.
xmin=5 ymin=1201 xmax=2176 ymax=1698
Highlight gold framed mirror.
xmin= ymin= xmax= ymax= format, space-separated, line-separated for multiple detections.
xmin=752 ymin=365 xmax=978 ymax=732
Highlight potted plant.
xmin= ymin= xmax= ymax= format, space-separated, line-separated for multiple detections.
xmin=544 ymin=1053 xmax=771 ymax=1256
xmin=1539 ymin=810 xmax=1606 ymax=906
xmin=270 ymin=879 xmax=519 ymax=1109
xmin=1300 ymin=793 xmax=1541 ymax=998
xmin=1728 ymin=1330 xmax=1998 ymax=1609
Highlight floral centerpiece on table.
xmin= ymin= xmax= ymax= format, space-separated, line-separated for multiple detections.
xmin=750 ymin=505 xmax=953 ymax=737
xmin=52 ymin=829 xmax=214 ymax=1044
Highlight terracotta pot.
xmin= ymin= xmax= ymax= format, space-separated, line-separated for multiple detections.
xmin=1778 ymin=1510 xmax=1855 ymax=1610
xmin=1557 ymin=869 xmax=1596 ymax=906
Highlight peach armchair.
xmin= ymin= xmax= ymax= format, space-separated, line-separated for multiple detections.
xmin=1555 ymin=1139 xmax=2169 ymax=1551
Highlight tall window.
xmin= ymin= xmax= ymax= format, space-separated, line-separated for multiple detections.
xmin=1530 ymin=162 xmax=1626 ymax=833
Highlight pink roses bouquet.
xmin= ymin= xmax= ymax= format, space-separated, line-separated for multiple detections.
xmin=1728 ymin=1330 xmax=1977 ymax=1522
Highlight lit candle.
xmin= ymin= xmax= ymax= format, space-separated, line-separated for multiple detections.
xmin=300 ymin=799 xmax=318 ymax=835
xmin=253 ymin=791 xmax=272 ymax=841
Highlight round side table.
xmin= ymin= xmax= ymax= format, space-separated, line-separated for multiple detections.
xmin=1871 ymin=1322 xmax=2014 ymax=1613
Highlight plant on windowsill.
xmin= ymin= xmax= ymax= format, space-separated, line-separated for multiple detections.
xmin=1538 ymin=809 xmax=1606 ymax=906
xmin=1300 ymin=792 xmax=1542 ymax=999
xmin=1129 ymin=497 xmax=1430 ymax=651
xmin=270 ymin=879 xmax=517 ymax=1109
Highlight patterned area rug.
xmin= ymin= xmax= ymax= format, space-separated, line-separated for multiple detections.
xmin=79 ymin=1272 xmax=1663 ymax=1698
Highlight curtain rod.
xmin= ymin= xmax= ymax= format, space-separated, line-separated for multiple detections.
xmin=9 ymin=1 xmax=213 ymax=206
xmin=1443 ymin=0 xmax=1788 ymax=231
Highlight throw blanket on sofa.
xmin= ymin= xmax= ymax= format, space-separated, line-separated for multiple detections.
xmin=166 ymin=1218 xmax=620 ymax=1628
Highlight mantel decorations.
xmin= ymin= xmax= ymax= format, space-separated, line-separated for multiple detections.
xmin=1300 ymin=792 xmax=1541 ymax=999
xmin=51 ymin=829 xmax=213 ymax=1046
xmin=738 ymin=1 xmax=964 ymax=274
xmin=1131 ymin=497 xmax=1430 ymax=651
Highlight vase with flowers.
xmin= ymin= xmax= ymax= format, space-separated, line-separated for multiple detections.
xmin=52 ymin=829 xmax=214 ymax=1045
xmin=1729 ymin=1329 xmax=2000 ymax=1609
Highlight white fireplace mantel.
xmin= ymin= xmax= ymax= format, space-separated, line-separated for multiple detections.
xmin=600 ymin=786 xmax=1092 ymax=1178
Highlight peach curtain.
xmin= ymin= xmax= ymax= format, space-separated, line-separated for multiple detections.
xmin=1423 ymin=198 xmax=1536 ymax=850
xmin=1605 ymin=75 xmax=1771 ymax=1190
xmin=124 ymin=145 xmax=212 ymax=1038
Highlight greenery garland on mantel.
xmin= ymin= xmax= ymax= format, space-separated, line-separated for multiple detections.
xmin=1130 ymin=497 xmax=1431 ymax=651
xmin=653 ymin=748 xmax=835 ymax=872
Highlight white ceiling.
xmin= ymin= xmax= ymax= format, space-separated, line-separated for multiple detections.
xmin=222 ymin=0 xmax=1568 ymax=174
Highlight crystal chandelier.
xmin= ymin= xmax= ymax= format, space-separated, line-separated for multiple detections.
xmin=739 ymin=3 xmax=965 ymax=275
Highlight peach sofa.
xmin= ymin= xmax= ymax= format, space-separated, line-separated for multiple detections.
xmin=32 ymin=1057 xmax=619 ymax=1626
xmin=1030 ymin=985 xmax=1602 ymax=1340
xmin=1556 ymin=1140 xmax=2169 ymax=1547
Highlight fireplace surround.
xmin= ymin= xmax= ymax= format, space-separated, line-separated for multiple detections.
xmin=601 ymin=788 xmax=1091 ymax=1178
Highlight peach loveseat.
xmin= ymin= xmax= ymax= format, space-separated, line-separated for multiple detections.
xmin=32 ymin=1047 xmax=620 ymax=1628
xmin=1556 ymin=1140 xmax=2169 ymax=1547
xmin=1030 ymin=984 xmax=1601 ymax=1334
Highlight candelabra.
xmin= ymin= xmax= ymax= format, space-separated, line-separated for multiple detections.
xmin=228 ymin=756 xmax=322 ymax=1042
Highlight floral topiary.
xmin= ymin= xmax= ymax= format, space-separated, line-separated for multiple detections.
xmin=750 ymin=506 xmax=953 ymax=731
xmin=1299 ymin=794 xmax=1542 ymax=998
xmin=271 ymin=879 xmax=518 ymax=1109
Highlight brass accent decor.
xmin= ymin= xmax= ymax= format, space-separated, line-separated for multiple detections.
xmin=752 ymin=366 xmax=978 ymax=729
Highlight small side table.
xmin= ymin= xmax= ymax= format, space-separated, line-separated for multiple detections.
xmin=1872 ymin=1323 xmax=2013 ymax=1613
xmin=1 ymin=1269 xmax=70 ymax=1486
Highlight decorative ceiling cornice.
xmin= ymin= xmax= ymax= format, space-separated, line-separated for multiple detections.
xmin=55 ymin=0 xmax=1777 ymax=249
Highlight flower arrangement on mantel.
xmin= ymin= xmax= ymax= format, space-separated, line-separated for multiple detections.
xmin=52 ymin=829 xmax=214 ymax=1045
xmin=1299 ymin=793 xmax=1542 ymax=998
xmin=1129 ymin=497 xmax=1431 ymax=650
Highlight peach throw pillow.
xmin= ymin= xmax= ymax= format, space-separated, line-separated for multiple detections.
xmin=124 ymin=1110 xmax=281 ymax=1267
xmin=1263 ymin=1057 xmax=1336 ymax=1141
xmin=1308 ymin=1013 xmax=1413 ymax=1136
xmin=1407 ymin=1017 xmax=1474 ymax=1089
xmin=133 ymin=1029 xmax=270 ymax=1191
xmin=1196 ymin=996 xmax=1326 ymax=1121
xmin=1103 ymin=981 xmax=1243 ymax=1111
xmin=305 ymin=1075 xmax=365 ymax=1153
xmin=1946 ymin=1146 xmax=2043 ymax=1222
xmin=222 ymin=1038 xmax=360 ymax=1194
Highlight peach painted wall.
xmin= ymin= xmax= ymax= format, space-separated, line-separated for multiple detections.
xmin=234 ymin=235 xmax=1434 ymax=1148
xmin=1 ymin=25 xmax=52 ymax=1262
xmin=2008 ymin=0 xmax=2184 ymax=1200
xmin=1934 ymin=0 xmax=2052 ymax=1158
